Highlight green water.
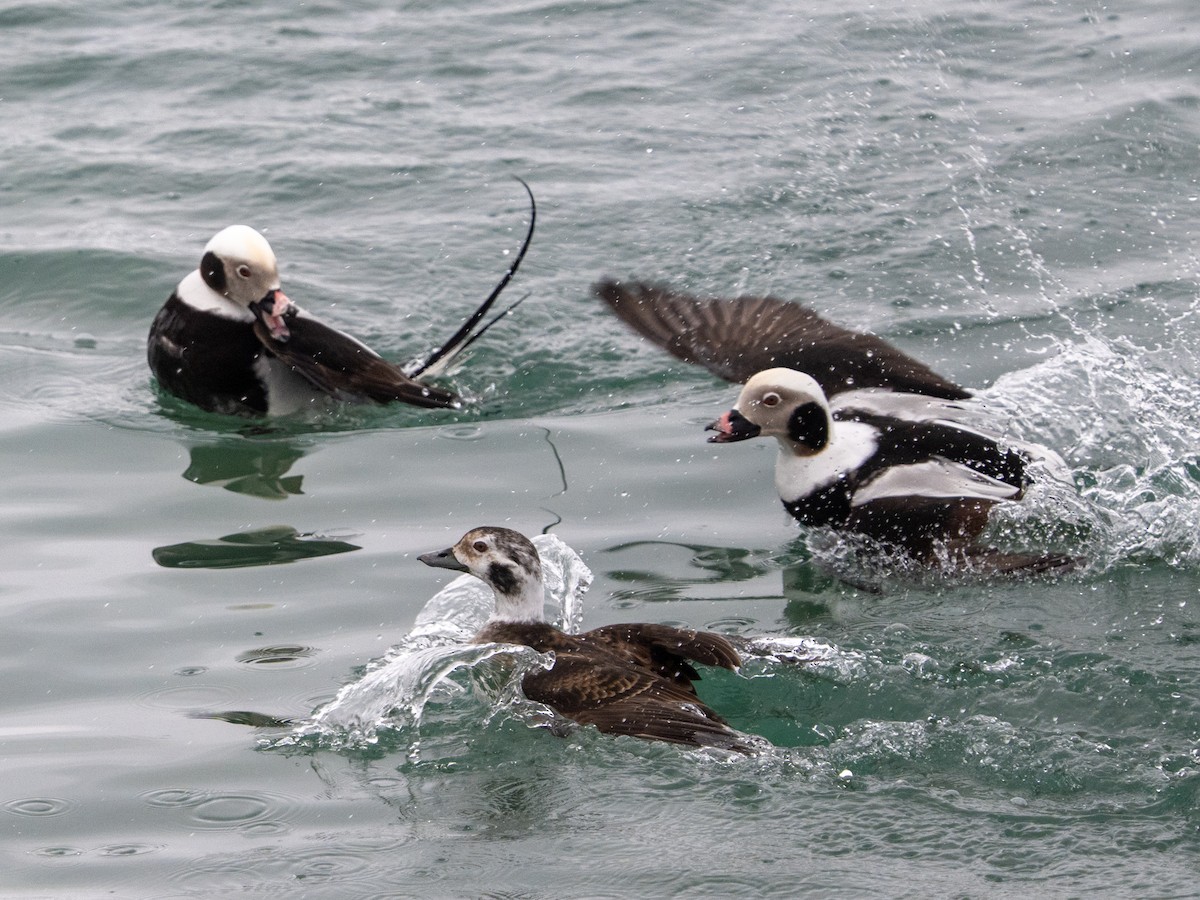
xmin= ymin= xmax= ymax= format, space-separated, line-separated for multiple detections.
xmin=3 ymin=0 xmax=1200 ymax=896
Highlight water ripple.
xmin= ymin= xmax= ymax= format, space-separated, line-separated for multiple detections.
xmin=139 ymin=787 xmax=303 ymax=834
xmin=236 ymin=645 xmax=318 ymax=668
xmin=191 ymin=794 xmax=272 ymax=827
xmin=135 ymin=683 xmax=239 ymax=712
xmin=142 ymin=788 xmax=205 ymax=809
xmin=3 ymin=797 xmax=74 ymax=818
xmin=96 ymin=843 xmax=163 ymax=857
xmin=170 ymin=847 xmax=374 ymax=891
xmin=28 ymin=846 xmax=84 ymax=858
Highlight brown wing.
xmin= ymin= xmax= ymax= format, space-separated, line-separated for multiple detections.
xmin=594 ymin=279 xmax=970 ymax=400
xmin=581 ymin=623 xmax=742 ymax=693
xmin=521 ymin=654 xmax=752 ymax=753
xmin=253 ymin=313 xmax=459 ymax=409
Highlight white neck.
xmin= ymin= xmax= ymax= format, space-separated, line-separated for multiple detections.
xmin=773 ymin=419 xmax=878 ymax=501
xmin=488 ymin=576 xmax=545 ymax=624
xmin=175 ymin=269 xmax=253 ymax=321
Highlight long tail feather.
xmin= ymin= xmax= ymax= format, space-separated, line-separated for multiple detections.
xmin=449 ymin=293 xmax=528 ymax=361
xmin=410 ymin=177 xmax=536 ymax=378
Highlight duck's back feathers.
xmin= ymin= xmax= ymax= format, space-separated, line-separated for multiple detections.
xmin=477 ymin=619 xmax=750 ymax=753
xmin=595 ymin=279 xmax=971 ymax=400
xmin=252 ymin=311 xmax=459 ymax=409
xmin=582 ymin=622 xmax=742 ymax=691
xmin=525 ymin=655 xmax=751 ymax=752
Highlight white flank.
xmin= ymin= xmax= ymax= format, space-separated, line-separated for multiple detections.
xmin=851 ymin=457 xmax=1021 ymax=507
xmin=833 ymin=389 xmax=1072 ymax=483
xmin=252 ymin=355 xmax=330 ymax=417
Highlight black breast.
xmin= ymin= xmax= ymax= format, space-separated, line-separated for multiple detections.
xmin=147 ymin=293 xmax=269 ymax=415
xmin=783 ymin=477 xmax=854 ymax=528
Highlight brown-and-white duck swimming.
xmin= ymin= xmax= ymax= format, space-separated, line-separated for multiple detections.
xmin=596 ymin=280 xmax=1075 ymax=571
xmin=419 ymin=526 xmax=755 ymax=754
xmin=147 ymin=182 xmax=534 ymax=417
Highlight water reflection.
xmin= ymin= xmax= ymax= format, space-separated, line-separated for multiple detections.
xmin=781 ymin=563 xmax=862 ymax=619
xmin=602 ymin=539 xmax=810 ymax=605
xmin=190 ymin=710 xmax=297 ymax=729
xmin=182 ymin=439 xmax=307 ymax=499
xmin=152 ymin=525 xmax=361 ymax=569
xmin=605 ymin=540 xmax=772 ymax=582
xmin=600 ymin=538 xmax=860 ymax=620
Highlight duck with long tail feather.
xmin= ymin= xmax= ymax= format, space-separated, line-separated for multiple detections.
xmin=148 ymin=180 xmax=535 ymax=416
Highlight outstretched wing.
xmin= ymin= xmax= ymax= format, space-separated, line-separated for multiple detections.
xmin=595 ymin=279 xmax=970 ymax=400
xmin=522 ymin=655 xmax=752 ymax=753
xmin=253 ymin=311 xmax=459 ymax=409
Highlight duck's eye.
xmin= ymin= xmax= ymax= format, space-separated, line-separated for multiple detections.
xmin=472 ymin=540 xmax=488 ymax=553
xmin=236 ymin=264 xmax=252 ymax=279
xmin=761 ymin=392 xmax=782 ymax=408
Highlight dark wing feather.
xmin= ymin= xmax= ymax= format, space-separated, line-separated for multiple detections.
xmin=594 ymin=279 xmax=970 ymax=400
xmin=253 ymin=313 xmax=459 ymax=409
xmin=581 ymin=623 xmax=741 ymax=692
xmin=521 ymin=655 xmax=751 ymax=753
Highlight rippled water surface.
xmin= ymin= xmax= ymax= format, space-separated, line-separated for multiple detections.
xmin=4 ymin=0 xmax=1200 ymax=896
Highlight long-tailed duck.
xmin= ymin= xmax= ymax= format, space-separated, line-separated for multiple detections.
xmin=419 ymin=526 xmax=755 ymax=753
xmin=709 ymin=368 xmax=1073 ymax=571
xmin=148 ymin=183 xmax=535 ymax=416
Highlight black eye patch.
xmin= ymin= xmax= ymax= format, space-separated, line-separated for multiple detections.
xmin=788 ymin=401 xmax=829 ymax=450
xmin=199 ymin=251 xmax=227 ymax=293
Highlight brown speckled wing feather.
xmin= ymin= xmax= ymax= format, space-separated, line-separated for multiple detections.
xmin=594 ymin=279 xmax=970 ymax=400
xmin=253 ymin=313 xmax=459 ymax=409
xmin=581 ymin=623 xmax=741 ymax=691
xmin=521 ymin=655 xmax=750 ymax=752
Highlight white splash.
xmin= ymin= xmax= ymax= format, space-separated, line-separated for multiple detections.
xmin=799 ymin=323 xmax=1200 ymax=578
xmin=742 ymin=635 xmax=868 ymax=683
xmin=277 ymin=533 xmax=592 ymax=749
xmin=980 ymin=333 xmax=1200 ymax=569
